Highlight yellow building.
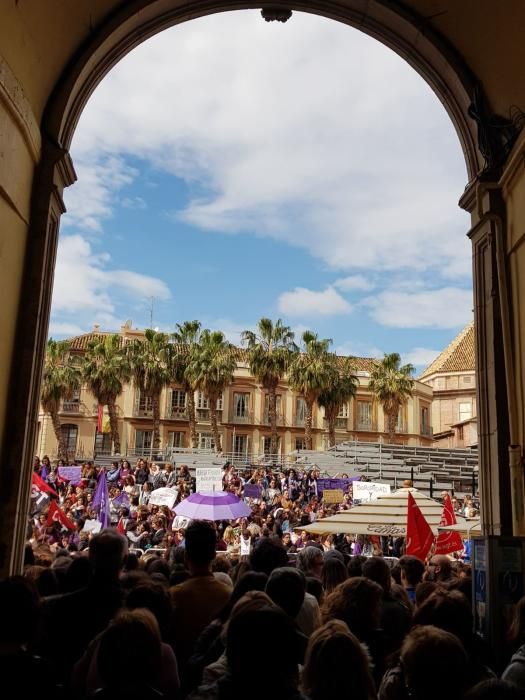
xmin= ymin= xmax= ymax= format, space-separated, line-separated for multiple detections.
xmin=420 ymin=322 xmax=477 ymax=449
xmin=36 ymin=324 xmax=434 ymax=461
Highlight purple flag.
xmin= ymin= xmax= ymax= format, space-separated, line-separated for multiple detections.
xmin=92 ymin=470 xmax=110 ymax=529
xmin=112 ymin=491 xmax=130 ymax=508
xmin=40 ymin=465 xmax=48 ymax=481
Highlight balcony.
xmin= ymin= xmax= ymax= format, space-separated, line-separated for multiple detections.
xmin=230 ymin=410 xmax=254 ymax=425
xmin=134 ymin=405 xmax=153 ymax=418
xmin=324 ymin=416 xmax=348 ymax=429
xmin=356 ymin=420 xmax=375 ymax=431
xmin=61 ymin=401 xmax=81 ymax=413
xmin=197 ymin=408 xmax=223 ymax=423
xmin=421 ymin=424 xmax=433 ymax=437
xmin=394 ymin=422 xmax=408 ymax=434
xmin=167 ymin=407 xmax=189 ymax=420
xmin=262 ymin=412 xmax=286 ymax=427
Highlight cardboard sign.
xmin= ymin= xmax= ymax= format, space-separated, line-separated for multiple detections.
xmin=317 ymin=477 xmax=356 ymax=494
xmin=353 ymin=481 xmax=391 ymax=502
xmin=82 ymin=519 xmax=102 ymax=534
xmin=148 ymin=487 xmax=177 ymax=509
xmin=196 ymin=467 xmax=223 ymax=492
xmin=323 ymin=489 xmax=344 ymax=504
xmin=58 ymin=466 xmax=82 ymax=484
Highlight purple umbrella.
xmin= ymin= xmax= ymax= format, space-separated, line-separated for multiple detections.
xmin=174 ymin=490 xmax=252 ymax=521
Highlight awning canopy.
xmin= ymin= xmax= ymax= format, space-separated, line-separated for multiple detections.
xmin=437 ymin=520 xmax=481 ymax=537
xmin=300 ymin=487 xmax=464 ymax=537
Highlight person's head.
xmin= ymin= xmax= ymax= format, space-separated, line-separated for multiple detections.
xmin=97 ymin=609 xmax=161 ymax=689
xmin=226 ymin=606 xmax=300 ymax=685
xmin=89 ymin=528 xmax=128 ymax=578
xmin=427 ymin=555 xmax=453 ymax=582
xmin=265 ymin=567 xmax=306 ymax=618
xmin=415 ymin=580 xmax=439 ymax=607
xmin=347 ymin=555 xmax=367 ymax=578
xmin=322 ymin=576 xmax=383 ymax=640
xmin=362 ymin=556 xmax=391 ymax=594
xmin=399 ymin=555 xmax=425 ymax=588
xmin=0 ymin=576 xmax=41 ymax=647
xmin=302 ymin=620 xmax=376 ymax=700
xmin=321 ymin=557 xmax=348 ymax=595
xmin=401 ymin=625 xmax=468 ymax=700
xmin=413 ymin=589 xmax=473 ymax=647
xmin=297 ymin=546 xmax=324 ymax=579
xmin=126 ymin=580 xmax=172 ymax=639
xmin=184 ymin=520 xmax=217 ymax=572
xmin=250 ymin=536 xmax=288 ymax=575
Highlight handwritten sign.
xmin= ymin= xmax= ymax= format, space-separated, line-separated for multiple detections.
xmin=353 ymin=482 xmax=391 ymax=502
xmin=58 ymin=466 xmax=82 ymax=484
xmin=317 ymin=478 xmax=356 ymax=494
xmin=82 ymin=519 xmax=102 ymax=534
xmin=148 ymin=487 xmax=177 ymax=509
xmin=196 ymin=467 xmax=223 ymax=492
xmin=323 ymin=489 xmax=344 ymax=504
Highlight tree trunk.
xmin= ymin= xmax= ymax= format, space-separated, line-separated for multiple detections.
xmin=305 ymin=400 xmax=313 ymax=450
xmin=269 ymin=387 xmax=279 ymax=456
xmin=107 ymin=400 xmax=120 ymax=454
xmin=186 ymin=388 xmax=197 ymax=448
xmin=152 ymin=393 xmax=161 ymax=449
xmin=387 ymin=411 xmax=397 ymax=441
xmin=328 ymin=414 xmax=336 ymax=447
xmin=209 ymin=394 xmax=222 ymax=452
xmin=50 ymin=409 xmax=67 ymax=461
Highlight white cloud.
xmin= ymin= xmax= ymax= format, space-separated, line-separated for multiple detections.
xmin=51 ymin=234 xmax=171 ymax=332
xmin=70 ymin=10 xmax=471 ymax=279
xmin=278 ymin=287 xmax=351 ymax=317
xmin=334 ymin=275 xmax=375 ymax=292
xmin=48 ymin=321 xmax=86 ymax=337
xmin=403 ymin=347 xmax=441 ymax=368
xmin=364 ymin=287 xmax=473 ymax=328
xmin=121 ymin=196 xmax=147 ymax=209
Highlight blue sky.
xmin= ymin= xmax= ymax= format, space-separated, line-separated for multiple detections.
xmin=51 ymin=10 xmax=473 ymax=371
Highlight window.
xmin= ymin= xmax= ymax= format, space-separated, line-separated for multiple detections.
xmin=136 ymin=391 xmax=153 ymax=415
xmin=295 ymin=437 xmax=306 ymax=451
xmin=233 ymin=434 xmax=248 ymax=455
xmin=95 ymin=431 xmax=112 ymax=454
xmin=338 ymin=403 xmax=349 ymax=418
xmin=357 ymin=401 xmax=372 ymax=428
xmin=60 ymin=424 xmax=78 ymax=455
xmin=296 ymin=398 xmax=306 ymax=425
xmin=168 ymin=431 xmax=185 ymax=448
xmin=459 ymin=402 xmax=472 ymax=422
xmin=170 ymin=390 xmax=187 ymax=410
xmin=264 ymin=394 xmax=282 ymax=422
xmin=421 ymin=406 xmax=430 ymax=435
xmin=262 ymin=436 xmax=280 ymax=454
xmin=135 ymin=429 xmax=153 ymax=450
xmin=197 ymin=392 xmax=223 ymax=410
xmin=234 ymin=393 xmax=250 ymax=417
xmin=198 ymin=432 xmax=215 ymax=450
xmin=63 ymin=389 xmax=81 ymax=412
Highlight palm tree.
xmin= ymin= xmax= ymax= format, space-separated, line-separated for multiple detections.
xmin=186 ymin=329 xmax=236 ymax=452
xmin=41 ymin=339 xmax=81 ymax=460
xmin=369 ymin=352 xmax=415 ymax=440
xmin=241 ymin=318 xmax=297 ymax=456
xmin=127 ymin=329 xmax=171 ymax=450
xmin=318 ymin=356 xmax=358 ymax=447
xmin=82 ymin=334 xmax=130 ymax=454
xmin=288 ymin=331 xmax=334 ymax=450
xmin=171 ymin=320 xmax=202 ymax=449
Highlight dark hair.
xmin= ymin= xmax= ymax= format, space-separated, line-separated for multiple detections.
xmin=250 ymin=537 xmax=288 ymax=575
xmin=415 ymin=580 xmax=438 ymax=607
xmin=399 ymin=555 xmax=425 ymax=586
xmin=126 ymin=581 xmax=172 ymax=639
xmin=413 ymin=589 xmax=473 ymax=647
xmin=322 ymin=576 xmax=383 ymax=640
xmin=305 ymin=576 xmax=324 ymax=604
xmin=185 ymin=520 xmax=217 ymax=566
xmin=464 ymin=680 xmax=524 ymax=699
xmin=347 ymin=555 xmax=367 ymax=578
xmin=362 ymin=556 xmax=390 ymax=593
xmin=266 ymin=567 xmax=306 ymax=618
xmin=321 ymin=557 xmax=348 ymax=594
xmin=0 ymin=576 xmax=41 ymax=645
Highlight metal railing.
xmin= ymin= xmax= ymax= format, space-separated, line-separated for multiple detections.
xmin=421 ymin=424 xmax=433 ymax=437
xmin=166 ymin=407 xmax=189 ymax=420
xmin=229 ymin=410 xmax=254 ymax=425
xmin=61 ymin=401 xmax=81 ymax=412
xmin=356 ymin=420 xmax=376 ymax=431
xmin=262 ymin=412 xmax=286 ymax=426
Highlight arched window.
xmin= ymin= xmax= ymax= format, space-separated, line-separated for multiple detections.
xmin=60 ymin=424 xmax=78 ymax=457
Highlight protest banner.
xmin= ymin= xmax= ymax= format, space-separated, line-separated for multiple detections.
xmin=148 ymin=487 xmax=177 ymax=509
xmin=58 ymin=466 xmax=82 ymax=484
xmin=317 ymin=477 xmax=356 ymax=495
xmin=323 ymin=488 xmax=344 ymax=504
xmin=244 ymin=483 xmax=262 ymax=499
xmin=196 ymin=467 xmax=223 ymax=492
xmin=82 ymin=519 xmax=102 ymax=534
xmin=353 ymin=481 xmax=391 ymax=503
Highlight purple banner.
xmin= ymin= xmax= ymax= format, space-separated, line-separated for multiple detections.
xmin=58 ymin=466 xmax=82 ymax=484
xmin=244 ymin=483 xmax=262 ymax=499
xmin=317 ymin=477 xmax=358 ymax=495
xmin=112 ymin=491 xmax=130 ymax=508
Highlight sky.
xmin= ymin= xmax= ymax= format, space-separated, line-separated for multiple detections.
xmin=50 ymin=9 xmax=473 ymax=372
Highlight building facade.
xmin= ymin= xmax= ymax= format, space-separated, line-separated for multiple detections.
xmin=419 ymin=322 xmax=477 ymax=448
xmin=36 ymin=324 xmax=435 ymax=460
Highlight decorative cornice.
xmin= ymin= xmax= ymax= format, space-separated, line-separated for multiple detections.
xmin=0 ymin=53 xmax=41 ymax=162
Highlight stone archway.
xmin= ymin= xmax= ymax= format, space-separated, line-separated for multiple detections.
xmin=1 ymin=0 xmax=521 ymax=574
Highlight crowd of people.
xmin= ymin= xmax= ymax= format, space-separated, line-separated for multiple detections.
xmin=3 ymin=455 xmax=512 ymax=699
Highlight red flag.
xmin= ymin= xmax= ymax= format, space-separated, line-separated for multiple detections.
xmin=47 ymin=500 xmax=75 ymax=530
xmin=31 ymin=471 xmax=58 ymax=498
xmin=97 ymin=405 xmax=103 ymax=433
xmin=406 ymin=491 xmax=434 ymax=561
xmin=435 ymin=494 xmax=464 ymax=555
xmin=117 ymin=518 xmax=126 ymax=536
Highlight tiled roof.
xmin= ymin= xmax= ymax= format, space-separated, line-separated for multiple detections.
xmin=66 ymin=329 xmax=378 ymax=371
xmin=419 ymin=321 xmax=475 ymax=378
